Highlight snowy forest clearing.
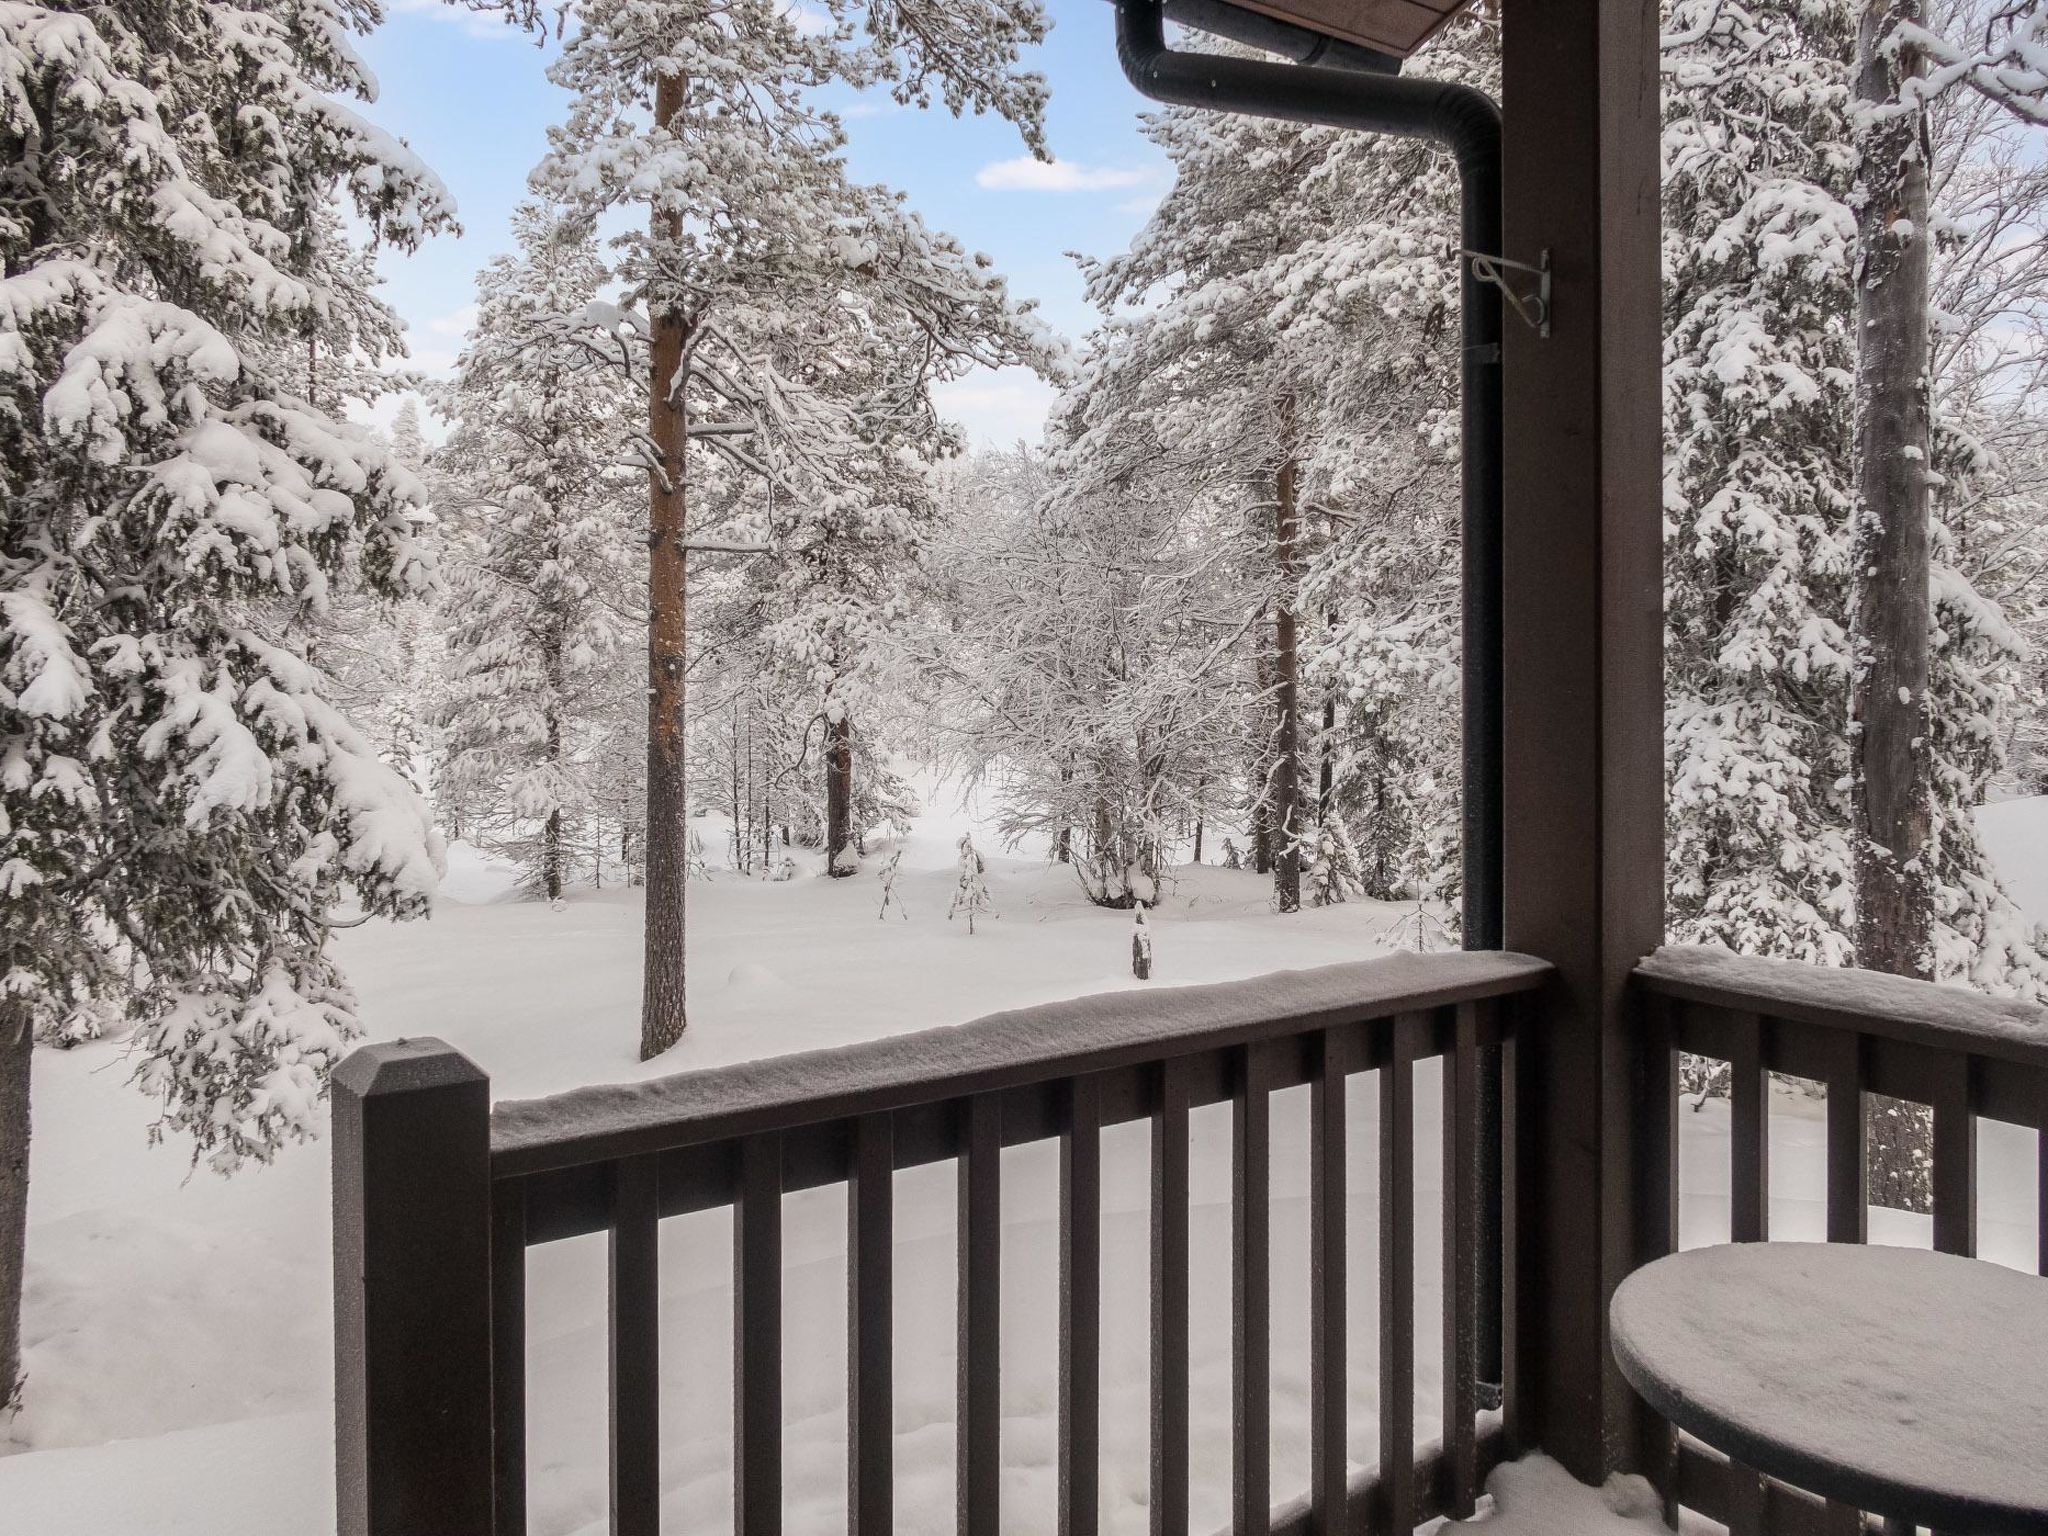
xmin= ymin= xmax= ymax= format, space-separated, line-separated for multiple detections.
xmin=3 ymin=795 xmax=2044 ymax=1535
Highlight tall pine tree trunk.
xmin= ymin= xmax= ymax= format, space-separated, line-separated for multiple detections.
xmin=0 ymin=1014 xmax=28 ymax=1414
xmin=1852 ymin=1 xmax=1935 ymax=1210
xmin=1273 ymin=437 xmax=1303 ymax=915
xmin=1251 ymin=601 xmax=1273 ymax=877
xmin=1319 ymin=696 xmax=1335 ymax=821
xmin=544 ymin=640 xmax=566 ymax=904
xmin=826 ymin=710 xmax=854 ymax=877
xmin=639 ymin=68 xmax=690 ymax=1061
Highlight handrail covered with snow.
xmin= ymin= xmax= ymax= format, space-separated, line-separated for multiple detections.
xmin=1637 ymin=943 xmax=2048 ymax=1070
xmin=493 ymin=948 xmax=1551 ymax=1178
xmin=333 ymin=949 xmax=1552 ymax=1536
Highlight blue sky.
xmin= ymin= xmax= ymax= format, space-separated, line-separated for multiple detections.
xmin=358 ymin=0 xmax=1169 ymax=444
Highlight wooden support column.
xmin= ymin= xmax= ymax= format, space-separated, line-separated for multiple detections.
xmin=1499 ymin=0 xmax=1665 ymax=1487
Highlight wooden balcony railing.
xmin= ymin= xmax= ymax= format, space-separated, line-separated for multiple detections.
xmin=332 ymin=949 xmax=1550 ymax=1536
xmin=1633 ymin=944 xmax=2048 ymax=1536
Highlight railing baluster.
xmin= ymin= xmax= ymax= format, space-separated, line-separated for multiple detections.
xmin=1731 ymin=1013 xmax=1769 ymax=1244
xmin=1826 ymin=1033 xmax=1868 ymax=1246
xmin=1234 ymin=1043 xmax=1273 ymax=1536
xmin=1823 ymin=1498 xmax=1864 ymax=1535
xmin=1726 ymin=1462 xmax=1765 ymax=1536
xmin=1498 ymin=1015 xmax=1523 ymax=1457
xmin=1310 ymin=1028 xmax=1350 ymax=1535
xmin=1152 ymin=1057 xmax=1191 ymax=1536
xmin=1637 ymin=997 xmax=1679 ymax=1522
xmin=1376 ymin=1015 xmax=1419 ymax=1535
xmin=849 ymin=1114 xmax=893 ymax=1536
xmin=1441 ymin=1006 xmax=1480 ymax=1521
xmin=1930 ymin=1058 xmax=1976 ymax=1258
xmin=609 ymin=1154 xmax=661 ymax=1536
xmin=493 ymin=1177 xmax=529 ymax=1536
xmin=736 ymin=1135 xmax=783 ymax=1536
xmin=2039 ymin=1130 xmax=2047 ymax=1278
xmin=1061 ymin=1076 xmax=1103 ymax=1536
xmin=958 ymin=1094 xmax=1002 ymax=1536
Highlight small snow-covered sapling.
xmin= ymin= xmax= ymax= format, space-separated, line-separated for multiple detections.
xmin=948 ymin=834 xmax=996 ymax=934
xmin=876 ymin=849 xmax=908 ymax=920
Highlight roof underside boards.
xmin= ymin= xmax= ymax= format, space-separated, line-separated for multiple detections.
xmin=1220 ymin=0 xmax=1479 ymax=58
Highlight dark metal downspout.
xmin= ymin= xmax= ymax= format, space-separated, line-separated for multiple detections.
xmin=1112 ymin=0 xmax=1508 ymax=1405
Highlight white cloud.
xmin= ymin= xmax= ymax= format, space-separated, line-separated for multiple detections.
xmin=426 ymin=302 xmax=479 ymax=339
xmin=975 ymin=157 xmax=1157 ymax=193
xmin=388 ymin=0 xmax=524 ymax=42
xmin=934 ymin=367 xmax=1059 ymax=449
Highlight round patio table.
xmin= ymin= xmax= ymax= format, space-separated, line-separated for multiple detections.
xmin=1609 ymin=1242 xmax=2048 ymax=1535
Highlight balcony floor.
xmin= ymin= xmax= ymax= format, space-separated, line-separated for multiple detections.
xmin=1434 ymin=1455 xmax=1685 ymax=1534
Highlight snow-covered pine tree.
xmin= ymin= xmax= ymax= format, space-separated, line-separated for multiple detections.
xmin=435 ymin=206 xmax=639 ymax=902
xmin=1661 ymin=0 xmax=1862 ymax=965
xmin=1064 ymin=17 xmax=1494 ymax=922
xmin=0 ymin=0 xmax=453 ymax=1409
xmin=526 ymin=0 xmax=1055 ymax=1058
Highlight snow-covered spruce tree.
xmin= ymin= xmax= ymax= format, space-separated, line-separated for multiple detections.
xmin=435 ymin=205 xmax=639 ymax=902
xmin=1661 ymin=0 xmax=1862 ymax=965
xmin=1661 ymin=0 xmax=2048 ymax=1201
xmin=0 ymin=0 xmax=452 ymax=1409
xmin=524 ymin=0 xmax=1053 ymax=1058
xmin=1304 ymin=811 xmax=1367 ymax=908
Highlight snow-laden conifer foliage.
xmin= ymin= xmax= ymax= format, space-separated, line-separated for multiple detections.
xmin=1662 ymin=0 xmax=1863 ymax=964
xmin=1661 ymin=0 xmax=2048 ymax=1007
xmin=435 ymin=206 xmax=640 ymax=902
xmin=0 ymin=0 xmax=450 ymax=1408
xmin=0 ymin=0 xmax=449 ymax=1136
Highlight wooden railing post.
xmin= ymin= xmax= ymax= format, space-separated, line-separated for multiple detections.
xmin=1500 ymin=0 xmax=1667 ymax=1487
xmin=333 ymin=1038 xmax=495 ymax=1536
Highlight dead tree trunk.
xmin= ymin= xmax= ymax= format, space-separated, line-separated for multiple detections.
xmin=1852 ymin=1 xmax=1935 ymax=1210
xmin=0 ymin=1013 xmax=28 ymax=1415
xmin=1273 ymin=441 xmax=1303 ymax=915
xmin=639 ymin=68 xmax=691 ymax=1061
xmin=826 ymin=711 xmax=854 ymax=877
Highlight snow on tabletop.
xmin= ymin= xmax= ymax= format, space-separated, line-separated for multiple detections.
xmin=1640 ymin=943 xmax=2048 ymax=1056
xmin=1611 ymin=1243 xmax=2048 ymax=1518
xmin=491 ymin=949 xmax=1549 ymax=1159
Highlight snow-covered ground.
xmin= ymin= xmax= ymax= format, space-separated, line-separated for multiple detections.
xmin=3 ymin=792 xmax=2045 ymax=1534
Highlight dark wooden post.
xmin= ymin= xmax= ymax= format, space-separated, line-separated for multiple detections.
xmin=1499 ymin=0 xmax=1666 ymax=1487
xmin=334 ymin=1039 xmax=496 ymax=1536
